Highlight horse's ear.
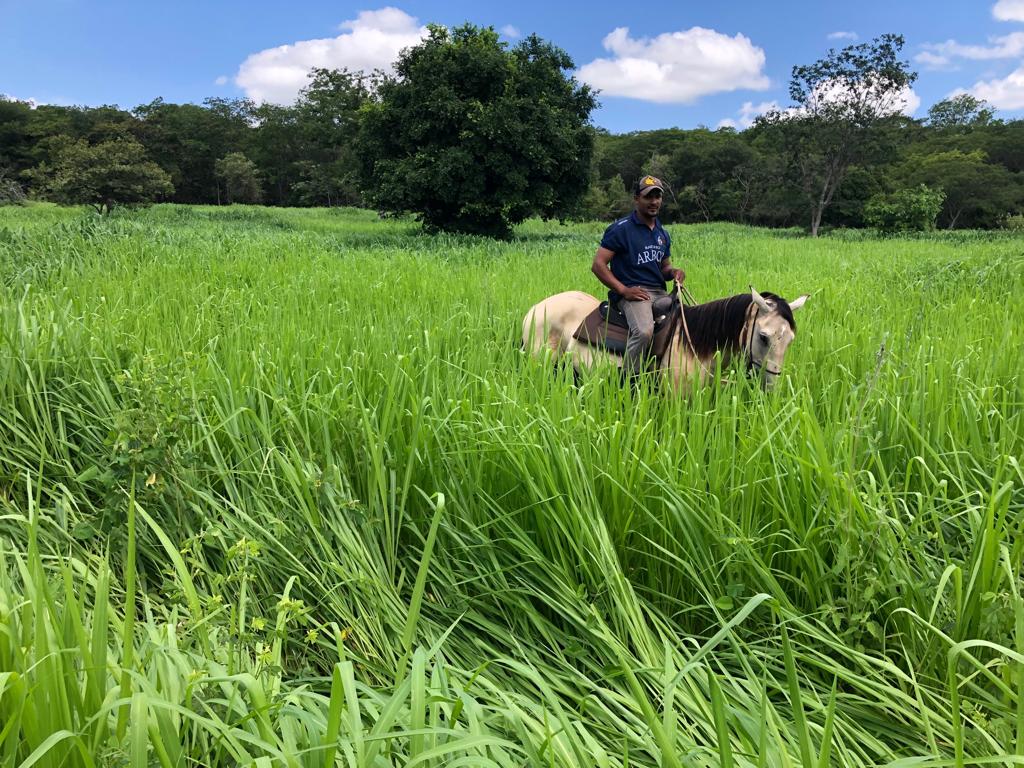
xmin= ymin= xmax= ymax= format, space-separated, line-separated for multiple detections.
xmin=750 ymin=286 xmax=772 ymax=313
xmin=789 ymin=294 xmax=809 ymax=311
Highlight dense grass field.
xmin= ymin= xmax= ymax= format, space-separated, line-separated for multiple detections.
xmin=0 ymin=203 xmax=1022 ymax=767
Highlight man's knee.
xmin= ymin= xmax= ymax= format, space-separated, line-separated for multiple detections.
xmin=629 ymin=324 xmax=654 ymax=345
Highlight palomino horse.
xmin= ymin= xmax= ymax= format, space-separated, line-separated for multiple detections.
xmin=522 ymin=287 xmax=809 ymax=391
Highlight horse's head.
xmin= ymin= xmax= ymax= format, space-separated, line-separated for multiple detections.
xmin=746 ymin=287 xmax=808 ymax=390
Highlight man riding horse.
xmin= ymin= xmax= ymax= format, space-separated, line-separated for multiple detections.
xmin=521 ymin=174 xmax=809 ymax=393
xmin=591 ymin=175 xmax=685 ymax=384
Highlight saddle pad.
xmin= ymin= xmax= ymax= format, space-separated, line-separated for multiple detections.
xmin=572 ymin=301 xmax=681 ymax=359
xmin=572 ymin=305 xmax=629 ymax=354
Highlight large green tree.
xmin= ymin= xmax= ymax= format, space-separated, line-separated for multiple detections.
xmin=356 ymin=24 xmax=597 ymax=237
xmin=28 ymin=135 xmax=174 ymax=212
xmin=214 ymin=152 xmax=263 ymax=204
xmin=292 ymin=68 xmax=369 ymax=207
xmin=760 ymin=34 xmax=917 ymax=236
xmin=249 ymin=103 xmax=304 ymax=205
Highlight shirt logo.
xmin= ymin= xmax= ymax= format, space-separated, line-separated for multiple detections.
xmin=636 ymin=248 xmax=664 ymax=265
xmin=657 ymin=235 xmax=664 ymax=246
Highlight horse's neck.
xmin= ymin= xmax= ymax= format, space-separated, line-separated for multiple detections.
xmin=663 ymin=301 xmax=753 ymax=376
xmin=662 ymin=299 xmax=753 ymax=386
xmin=687 ymin=298 xmax=751 ymax=354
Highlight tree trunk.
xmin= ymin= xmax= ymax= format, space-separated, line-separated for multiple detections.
xmin=810 ymin=204 xmax=824 ymax=237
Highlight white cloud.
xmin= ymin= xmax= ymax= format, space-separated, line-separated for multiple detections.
xmin=960 ymin=65 xmax=1024 ymax=108
xmin=914 ymin=51 xmax=957 ymax=70
xmin=898 ymin=87 xmax=922 ymax=115
xmin=1 ymin=93 xmax=42 ymax=108
xmin=500 ymin=25 xmax=520 ymax=39
xmin=717 ymin=100 xmax=780 ymax=129
xmin=235 ymin=7 xmax=428 ymax=104
xmin=576 ymin=26 xmax=769 ymax=104
xmin=993 ymin=0 xmax=1024 ymax=22
xmin=916 ymin=31 xmax=1024 ymax=69
xmin=827 ymin=31 xmax=858 ymax=41
xmin=214 ymin=75 xmax=229 ymax=86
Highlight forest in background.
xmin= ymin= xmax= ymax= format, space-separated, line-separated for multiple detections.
xmin=3 ymin=40 xmax=1024 ymax=232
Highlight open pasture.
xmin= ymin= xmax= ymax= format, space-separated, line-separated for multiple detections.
xmin=0 ymin=203 xmax=1022 ymax=767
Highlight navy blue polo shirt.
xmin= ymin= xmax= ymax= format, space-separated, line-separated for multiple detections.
xmin=599 ymin=211 xmax=672 ymax=302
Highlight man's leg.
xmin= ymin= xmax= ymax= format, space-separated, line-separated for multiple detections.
xmin=620 ymin=288 xmax=667 ymax=378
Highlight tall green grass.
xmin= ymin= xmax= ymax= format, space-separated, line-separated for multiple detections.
xmin=0 ymin=203 xmax=1021 ymax=766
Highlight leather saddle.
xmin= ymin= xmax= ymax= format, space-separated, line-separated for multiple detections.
xmin=572 ymin=292 xmax=680 ymax=358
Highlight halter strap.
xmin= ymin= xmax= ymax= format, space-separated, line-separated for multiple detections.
xmin=740 ymin=302 xmax=782 ymax=376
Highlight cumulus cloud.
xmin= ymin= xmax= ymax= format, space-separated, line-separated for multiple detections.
xmin=576 ymin=26 xmax=769 ymax=104
xmin=214 ymin=75 xmax=229 ymax=86
xmin=993 ymin=0 xmax=1024 ymax=22
xmin=500 ymin=25 xmax=520 ymax=39
xmin=916 ymin=31 xmax=1024 ymax=69
xmin=896 ymin=86 xmax=922 ymax=115
xmin=959 ymin=65 xmax=1024 ymax=108
xmin=827 ymin=31 xmax=858 ymax=41
xmin=718 ymin=100 xmax=780 ymax=129
xmin=1 ymin=93 xmax=43 ymax=108
xmin=915 ymin=51 xmax=958 ymax=71
xmin=235 ymin=7 xmax=428 ymax=104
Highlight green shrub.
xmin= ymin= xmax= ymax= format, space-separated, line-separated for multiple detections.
xmin=1003 ymin=213 xmax=1024 ymax=230
xmin=0 ymin=175 xmax=26 ymax=205
xmin=864 ymin=184 xmax=944 ymax=234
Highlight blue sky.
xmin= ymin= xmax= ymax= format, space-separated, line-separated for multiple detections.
xmin=4 ymin=0 xmax=1024 ymax=132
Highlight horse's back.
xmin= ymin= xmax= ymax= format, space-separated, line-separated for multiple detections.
xmin=522 ymin=291 xmax=600 ymax=356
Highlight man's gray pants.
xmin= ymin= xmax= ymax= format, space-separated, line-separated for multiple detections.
xmin=619 ymin=287 xmax=670 ymax=376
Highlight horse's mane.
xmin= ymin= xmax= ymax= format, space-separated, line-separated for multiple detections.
xmin=682 ymin=292 xmax=795 ymax=358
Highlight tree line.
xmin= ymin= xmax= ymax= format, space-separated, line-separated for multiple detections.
xmin=2 ymin=26 xmax=1023 ymax=234
xmin=590 ymin=97 xmax=1024 ymax=233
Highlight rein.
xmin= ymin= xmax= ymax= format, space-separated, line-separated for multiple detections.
xmin=674 ymin=290 xmax=713 ymax=381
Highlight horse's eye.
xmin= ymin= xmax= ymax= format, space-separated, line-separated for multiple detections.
xmin=759 ymin=332 xmax=770 ymax=345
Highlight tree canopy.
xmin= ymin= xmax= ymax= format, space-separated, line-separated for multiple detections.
xmin=899 ymin=149 xmax=1023 ymax=228
xmin=927 ymin=94 xmax=995 ymax=129
xmin=355 ymin=24 xmax=597 ymax=237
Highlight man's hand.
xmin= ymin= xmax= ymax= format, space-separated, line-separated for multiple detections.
xmin=668 ymin=268 xmax=685 ymax=284
xmin=620 ymin=286 xmax=651 ymax=301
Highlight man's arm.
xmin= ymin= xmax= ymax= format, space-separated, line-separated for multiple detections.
xmin=592 ymin=247 xmax=649 ymax=301
xmin=661 ymin=257 xmax=685 ymax=285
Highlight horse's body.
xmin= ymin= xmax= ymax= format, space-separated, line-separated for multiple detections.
xmin=522 ymin=288 xmax=808 ymax=391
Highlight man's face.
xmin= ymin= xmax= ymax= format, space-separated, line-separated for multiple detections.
xmin=635 ymin=189 xmax=663 ymax=218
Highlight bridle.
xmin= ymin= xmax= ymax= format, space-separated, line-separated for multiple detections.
xmin=738 ymin=301 xmax=782 ymax=377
